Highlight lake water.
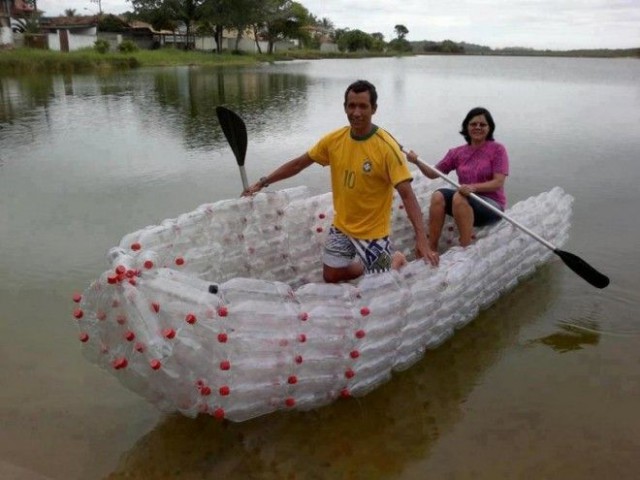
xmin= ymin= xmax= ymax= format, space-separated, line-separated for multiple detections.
xmin=1 ymin=56 xmax=639 ymax=479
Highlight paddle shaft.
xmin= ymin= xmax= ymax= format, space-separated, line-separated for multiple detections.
xmin=239 ymin=166 xmax=249 ymax=191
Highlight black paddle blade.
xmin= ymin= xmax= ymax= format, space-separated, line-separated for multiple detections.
xmin=555 ymin=249 xmax=610 ymax=289
xmin=216 ymin=106 xmax=247 ymax=167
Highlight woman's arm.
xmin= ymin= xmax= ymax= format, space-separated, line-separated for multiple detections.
xmin=460 ymin=173 xmax=506 ymax=195
xmin=405 ymin=150 xmax=440 ymax=180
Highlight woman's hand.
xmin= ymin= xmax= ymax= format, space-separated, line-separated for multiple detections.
xmin=405 ymin=150 xmax=419 ymax=165
xmin=459 ymin=184 xmax=477 ymax=196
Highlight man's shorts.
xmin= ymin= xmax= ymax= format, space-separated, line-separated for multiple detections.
xmin=323 ymin=226 xmax=393 ymax=274
xmin=438 ymin=188 xmax=503 ymax=227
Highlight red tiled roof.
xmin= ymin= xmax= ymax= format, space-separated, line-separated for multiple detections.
xmin=40 ymin=15 xmax=99 ymax=28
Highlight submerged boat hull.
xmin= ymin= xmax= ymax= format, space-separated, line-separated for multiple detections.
xmin=72 ymin=176 xmax=573 ymax=421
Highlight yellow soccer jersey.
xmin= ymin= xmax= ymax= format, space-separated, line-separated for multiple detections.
xmin=308 ymin=125 xmax=412 ymax=239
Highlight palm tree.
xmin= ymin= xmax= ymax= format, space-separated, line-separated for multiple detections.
xmin=319 ymin=17 xmax=333 ymax=30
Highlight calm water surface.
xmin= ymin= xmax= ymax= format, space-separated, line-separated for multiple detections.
xmin=1 ymin=56 xmax=639 ymax=479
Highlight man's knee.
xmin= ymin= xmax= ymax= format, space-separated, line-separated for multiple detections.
xmin=323 ymin=265 xmax=346 ymax=283
xmin=323 ymin=269 xmax=341 ymax=283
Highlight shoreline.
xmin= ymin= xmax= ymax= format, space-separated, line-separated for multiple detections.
xmin=1 ymin=47 xmax=638 ymax=76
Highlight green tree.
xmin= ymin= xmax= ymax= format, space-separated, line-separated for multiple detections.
xmin=98 ymin=14 xmax=129 ymax=32
xmin=388 ymin=23 xmax=411 ymax=52
xmin=337 ymin=29 xmax=373 ymax=52
xmin=255 ymin=0 xmax=310 ymax=54
xmin=318 ymin=16 xmax=333 ymax=30
xmin=130 ymin=0 xmax=206 ymax=49
xmin=64 ymin=9 xmax=77 ymax=17
xmin=191 ymin=0 xmax=263 ymax=53
xmin=388 ymin=37 xmax=411 ymax=52
xmin=441 ymin=39 xmax=464 ymax=53
xmin=225 ymin=0 xmax=262 ymax=52
xmin=370 ymin=32 xmax=385 ymax=52
xmin=394 ymin=24 xmax=408 ymax=40
xmin=169 ymin=0 xmax=206 ymax=49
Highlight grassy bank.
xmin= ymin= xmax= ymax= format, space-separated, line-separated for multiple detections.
xmin=0 ymin=47 xmax=409 ymax=75
xmin=0 ymin=48 xmax=263 ymax=75
xmin=5 ymin=45 xmax=632 ymax=76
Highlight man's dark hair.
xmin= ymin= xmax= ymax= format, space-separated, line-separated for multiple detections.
xmin=344 ymin=80 xmax=378 ymax=108
xmin=460 ymin=107 xmax=496 ymax=144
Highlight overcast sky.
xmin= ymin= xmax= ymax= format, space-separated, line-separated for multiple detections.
xmin=39 ymin=0 xmax=640 ymax=50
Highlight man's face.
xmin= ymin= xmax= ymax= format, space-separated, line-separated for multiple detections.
xmin=344 ymin=90 xmax=377 ymax=136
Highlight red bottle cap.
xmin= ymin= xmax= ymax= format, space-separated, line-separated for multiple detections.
xmin=213 ymin=408 xmax=225 ymax=420
xmin=162 ymin=328 xmax=175 ymax=339
xmin=112 ymin=357 xmax=128 ymax=369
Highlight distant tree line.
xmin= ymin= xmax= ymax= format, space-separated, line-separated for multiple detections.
xmin=412 ymin=39 xmax=639 ymax=58
xmin=108 ymin=0 xmax=413 ymax=54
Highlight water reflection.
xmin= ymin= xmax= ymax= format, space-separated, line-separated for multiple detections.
xmin=0 ymin=66 xmax=310 ymax=152
xmin=528 ymin=323 xmax=601 ymax=353
xmin=149 ymin=67 xmax=310 ymax=149
xmin=105 ymin=270 xmax=558 ymax=480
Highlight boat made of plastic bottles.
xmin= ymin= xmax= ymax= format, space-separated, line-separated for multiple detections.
xmin=71 ymin=176 xmax=573 ymax=422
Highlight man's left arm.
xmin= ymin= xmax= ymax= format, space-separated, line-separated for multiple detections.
xmin=396 ymin=180 xmax=439 ymax=266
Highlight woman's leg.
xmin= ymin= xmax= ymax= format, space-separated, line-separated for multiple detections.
xmin=429 ymin=191 xmax=447 ymax=251
xmin=452 ymin=192 xmax=475 ymax=247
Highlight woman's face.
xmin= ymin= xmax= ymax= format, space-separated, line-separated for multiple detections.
xmin=467 ymin=114 xmax=490 ymax=145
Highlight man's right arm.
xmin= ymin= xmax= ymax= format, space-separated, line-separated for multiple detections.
xmin=243 ymin=153 xmax=315 ymax=196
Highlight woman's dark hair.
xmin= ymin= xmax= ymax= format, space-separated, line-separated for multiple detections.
xmin=460 ymin=107 xmax=495 ymax=144
xmin=344 ymin=80 xmax=378 ymax=108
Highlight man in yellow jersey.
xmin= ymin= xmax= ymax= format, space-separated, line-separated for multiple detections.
xmin=243 ymin=80 xmax=438 ymax=282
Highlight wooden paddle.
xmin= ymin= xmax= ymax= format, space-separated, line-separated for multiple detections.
xmin=216 ymin=106 xmax=249 ymax=190
xmin=402 ymin=149 xmax=610 ymax=289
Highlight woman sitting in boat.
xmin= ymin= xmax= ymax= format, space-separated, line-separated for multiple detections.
xmin=243 ymin=79 xmax=436 ymax=282
xmin=405 ymin=107 xmax=509 ymax=258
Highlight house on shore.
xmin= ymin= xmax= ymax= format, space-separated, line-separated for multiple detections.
xmin=2 ymin=10 xmax=336 ymax=54
xmin=1 ymin=0 xmax=34 ymax=48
